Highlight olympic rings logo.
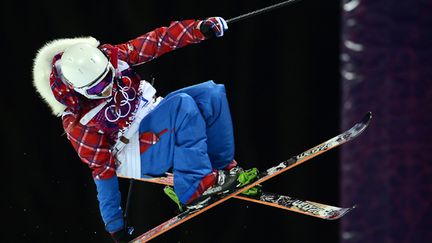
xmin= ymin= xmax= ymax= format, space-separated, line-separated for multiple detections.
xmin=104 ymin=77 xmax=137 ymax=122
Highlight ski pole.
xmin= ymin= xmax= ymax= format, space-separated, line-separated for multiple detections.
xmin=226 ymin=0 xmax=302 ymax=24
xmin=124 ymin=179 xmax=135 ymax=235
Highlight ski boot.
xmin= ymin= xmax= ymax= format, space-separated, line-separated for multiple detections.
xmin=164 ymin=166 xmax=259 ymax=211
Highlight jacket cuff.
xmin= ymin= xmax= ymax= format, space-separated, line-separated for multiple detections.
xmin=106 ymin=216 xmax=125 ymax=233
xmin=193 ymin=20 xmax=207 ymax=41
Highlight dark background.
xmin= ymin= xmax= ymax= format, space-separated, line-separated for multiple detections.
xmin=3 ymin=0 xmax=345 ymax=242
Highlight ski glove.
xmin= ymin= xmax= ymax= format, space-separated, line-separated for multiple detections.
xmin=199 ymin=17 xmax=228 ymax=38
xmin=111 ymin=227 xmax=134 ymax=243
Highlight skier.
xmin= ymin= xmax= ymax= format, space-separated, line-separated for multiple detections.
xmin=32 ymin=17 xmax=244 ymax=242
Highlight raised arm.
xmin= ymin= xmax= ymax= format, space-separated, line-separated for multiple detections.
xmin=101 ymin=18 xmax=228 ymax=66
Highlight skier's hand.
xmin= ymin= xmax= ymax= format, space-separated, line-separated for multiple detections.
xmin=110 ymin=227 xmax=134 ymax=243
xmin=199 ymin=17 xmax=228 ymax=38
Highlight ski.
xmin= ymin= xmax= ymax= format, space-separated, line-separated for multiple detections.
xmin=239 ymin=192 xmax=355 ymax=220
xmin=131 ymin=112 xmax=372 ymax=242
xmin=120 ymin=173 xmax=354 ymax=220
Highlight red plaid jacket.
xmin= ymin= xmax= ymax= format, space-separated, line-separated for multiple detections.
xmin=59 ymin=20 xmax=206 ymax=179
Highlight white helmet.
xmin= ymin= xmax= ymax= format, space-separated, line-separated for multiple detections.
xmin=61 ymin=43 xmax=114 ymax=99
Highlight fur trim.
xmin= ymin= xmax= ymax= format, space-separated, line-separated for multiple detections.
xmin=32 ymin=36 xmax=100 ymax=116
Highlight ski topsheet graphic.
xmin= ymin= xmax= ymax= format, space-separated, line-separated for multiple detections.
xmin=130 ymin=112 xmax=372 ymax=242
xmin=239 ymin=191 xmax=354 ymax=220
xmin=120 ymin=173 xmax=354 ymax=220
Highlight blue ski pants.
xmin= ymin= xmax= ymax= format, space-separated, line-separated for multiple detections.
xmin=139 ymin=81 xmax=235 ymax=203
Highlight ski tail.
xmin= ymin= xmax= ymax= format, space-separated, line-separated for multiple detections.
xmin=237 ymin=192 xmax=355 ymax=220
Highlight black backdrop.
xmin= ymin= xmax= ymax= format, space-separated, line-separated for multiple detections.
xmin=2 ymin=0 xmax=342 ymax=242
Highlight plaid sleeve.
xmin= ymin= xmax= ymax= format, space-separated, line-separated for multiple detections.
xmin=101 ymin=19 xmax=206 ymax=66
xmin=62 ymin=112 xmax=116 ymax=180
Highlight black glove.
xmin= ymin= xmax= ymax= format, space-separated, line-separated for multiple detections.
xmin=111 ymin=227 xmax=134 ymax=243
xmin=199 ymin=17 xmax=228 ymax=38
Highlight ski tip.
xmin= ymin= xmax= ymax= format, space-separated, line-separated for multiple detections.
xmin=361 ymin=112 xmax=373 ymax=125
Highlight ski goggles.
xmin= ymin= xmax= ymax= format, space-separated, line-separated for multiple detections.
xmin=74 ymin=63 xmax=115 ymax=98
xmin=86 ymin=67 xmax=114 ymax=95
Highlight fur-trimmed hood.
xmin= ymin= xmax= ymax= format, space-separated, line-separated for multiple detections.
xmin=32 ymin=37 xmax=99 ymax=116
